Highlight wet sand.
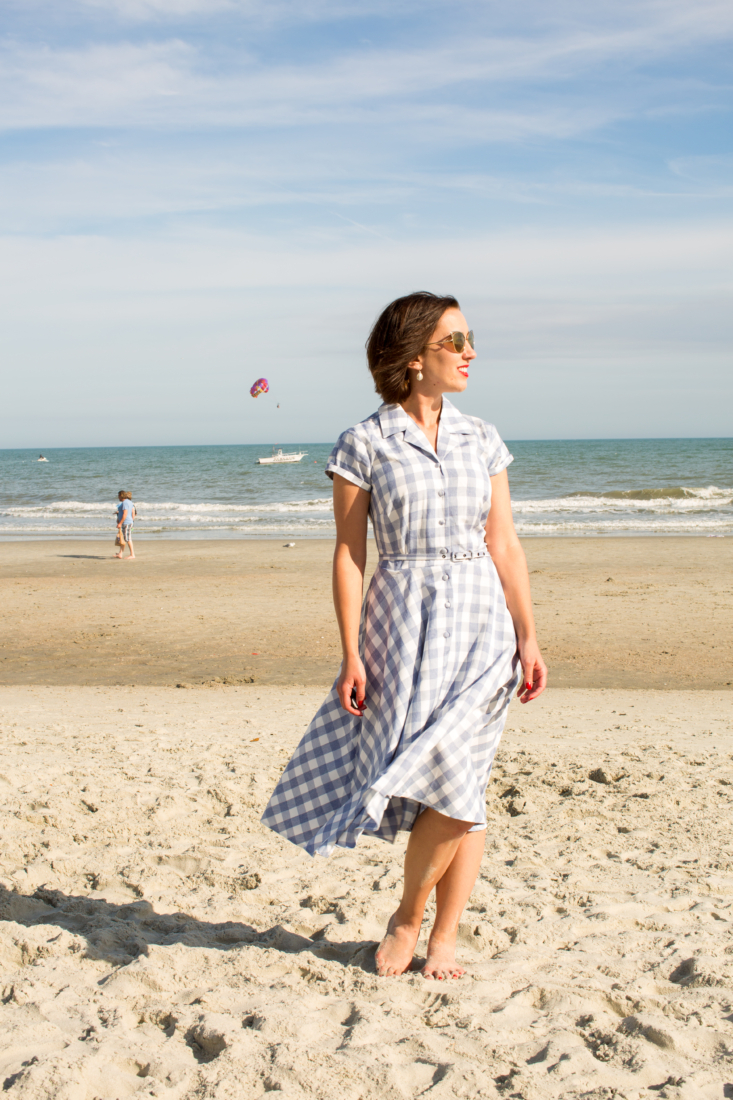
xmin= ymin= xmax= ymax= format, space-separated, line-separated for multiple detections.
xmin=1 ymin=537 xmax=731 ymax=690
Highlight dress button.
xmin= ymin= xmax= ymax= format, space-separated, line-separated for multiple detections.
xmin=445 ymin=601 xmax=451 ymax=608
xmin=438 ymin=519 xmax=444 ymax=526
xmin=442 ymin=574 xmax=449 ymax=581
xmin=438 ymin=489 xmax=445 ymax=497
xmin=443 ymin=631 xmax=451 ymax=639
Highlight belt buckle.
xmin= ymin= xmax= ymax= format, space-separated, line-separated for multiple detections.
xmin=452 ymin=550 xmax=472 ymax=561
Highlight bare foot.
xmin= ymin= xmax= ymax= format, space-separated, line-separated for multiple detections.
xmin=114 ymin=553 xmax=123 ymax=559
xmin=124 ymin=555 xmax=136 ymax=560
xmin=375 ymin=911 xmax=421 ymax=977
xmin=421 ymin=933 xmax=465 ymax=980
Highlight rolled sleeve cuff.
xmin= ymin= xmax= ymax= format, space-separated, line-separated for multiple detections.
xmin=488 ymin=452 xmax=513 ymax=477
xmin=325 ymin=463 xmax=371 ymax=492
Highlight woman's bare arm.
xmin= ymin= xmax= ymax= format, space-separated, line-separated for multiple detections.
xmin=332 ymin=473 xmax=371 ymax=715
xmin=485 ymin=469 xmax=547 ymax=702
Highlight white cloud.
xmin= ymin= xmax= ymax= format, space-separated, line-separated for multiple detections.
xmin=668 ymin=155 xmax=733 ymax=192
xmin=0 ymin=146 xmax=396 ymax=231
xmin=70 ymin=0 xmax=410 ymax=21
xmin=2 ymin=219 xmax=730 ymax=307
xmin=2 ymin=0 xmax=732 ymax=134
xmin=2 ymin=148 xmax=728 ymax=239
xmin=0 ymin=37 xmax=610 ymax=134
xmin=80 ymin=0 xmax=234 ymax=15
xmin=0 ymin=40 xmax=196 ymax=130
xmin=63 ymin=0 xmax=733 ymax=45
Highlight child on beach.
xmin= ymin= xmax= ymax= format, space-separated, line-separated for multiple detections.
xmin=116 ymin=491 xmax=136 ymax=560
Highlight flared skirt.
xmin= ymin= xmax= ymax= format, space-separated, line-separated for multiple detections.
xmin=261 ymin=557 xmax=519 ymax=857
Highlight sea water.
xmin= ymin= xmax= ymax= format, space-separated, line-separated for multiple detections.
xmin=1 ymin=438 xmax=731 ymax=539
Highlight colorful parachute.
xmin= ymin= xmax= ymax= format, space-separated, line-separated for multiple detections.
xmin=250 ymin=377 xmax=269 ymax=398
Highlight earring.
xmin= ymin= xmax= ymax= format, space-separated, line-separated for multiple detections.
xmin=416 ymin=370 xmax=423 ymax=381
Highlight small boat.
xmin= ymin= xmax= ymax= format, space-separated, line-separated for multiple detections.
xmin=257 ymin=447 xmax=308 ymax=466
xmin=38 ymin=455 xmax=48 ymax=462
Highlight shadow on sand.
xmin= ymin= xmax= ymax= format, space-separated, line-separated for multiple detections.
xmin=56 ymin=554 xmax=110 ymax=561
xmin=0 ymin=884 xmax=377 ymax=973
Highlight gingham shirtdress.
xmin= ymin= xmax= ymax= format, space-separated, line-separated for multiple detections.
xmin=261 ymin=398 xmax=520 ymax=857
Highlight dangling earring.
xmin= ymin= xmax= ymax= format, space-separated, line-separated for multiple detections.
xmin=416 ymin=370 xmax=423 ymax=381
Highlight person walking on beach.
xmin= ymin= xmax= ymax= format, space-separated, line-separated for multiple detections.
xmin=115 ymin=491 xmax=136 ymax=560
xmin=262 ymin=292 xmax=547 ymax=979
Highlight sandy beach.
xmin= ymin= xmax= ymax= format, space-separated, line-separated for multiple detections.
xmin=1 ymin=538 xmax=732 ymax=690
xmin=1 ymin=539 xmax=732 ymax=1098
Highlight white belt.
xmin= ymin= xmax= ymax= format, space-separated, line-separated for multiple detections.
xmin=379 ymin=548 xmax=489 ymax=563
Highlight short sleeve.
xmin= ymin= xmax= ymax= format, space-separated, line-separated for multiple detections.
xmin=481 ymin=422 xmax=513 ymax=477
xmin=326 ymin=428 xmax=372 ymax=492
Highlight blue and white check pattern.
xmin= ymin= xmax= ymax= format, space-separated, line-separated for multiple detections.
xmin=262 ymin=399 xmax=519 ymax=857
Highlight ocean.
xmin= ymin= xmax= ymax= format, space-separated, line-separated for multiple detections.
xmin=1 ymin=438 xmax=731 ymax=540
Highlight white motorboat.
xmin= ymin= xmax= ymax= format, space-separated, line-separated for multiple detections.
xmin=257 ymin=447 xmax=308 ymax=466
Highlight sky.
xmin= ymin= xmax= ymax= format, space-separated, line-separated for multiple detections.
xmin=1 ymin=0 xmax=732 ymax=447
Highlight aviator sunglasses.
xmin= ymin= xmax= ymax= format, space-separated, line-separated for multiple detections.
xmin=426 ymin=330 xmax=475 ymax=354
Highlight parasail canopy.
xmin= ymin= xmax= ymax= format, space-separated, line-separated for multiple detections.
xmin=250 ymin=377 xmax=269 ymax=398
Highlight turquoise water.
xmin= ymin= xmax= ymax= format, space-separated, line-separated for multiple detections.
xmin=1 ymin=438 xmax=731 ymax=538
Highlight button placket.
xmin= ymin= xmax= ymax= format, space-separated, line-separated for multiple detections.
xmin=439 ymin=560 xmax=454 ymax=689
xmin=437 ymin=468 xmax=447 ymax=546
xmin=442 ymin=561 xmax=453 ymax=643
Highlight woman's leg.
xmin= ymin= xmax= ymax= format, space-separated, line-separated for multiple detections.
xmin=126 ymin=533 xmax=135 ymax=559
xmin=375 ymin=807 xmax=473 ymax=977
xmin=423 ymin=828 xmax=485 ymax=979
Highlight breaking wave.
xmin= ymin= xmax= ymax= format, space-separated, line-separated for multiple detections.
xmin=1 ymin=498 xmax=333 ymax=519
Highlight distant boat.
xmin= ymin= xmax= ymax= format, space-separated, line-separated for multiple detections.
xmin=256 ymin=447 xmax=308 ymax=466
xmin=38 ymin=454 xmax=48 ymax=462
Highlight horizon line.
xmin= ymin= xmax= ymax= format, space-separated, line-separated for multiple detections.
xmin=3 ymin=436 xmax=732 ymax=453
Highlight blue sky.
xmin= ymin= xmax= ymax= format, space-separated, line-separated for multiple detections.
xmin=1 ymin=0 xmax=732 ymax=446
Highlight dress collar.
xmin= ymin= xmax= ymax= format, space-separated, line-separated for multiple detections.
xmin=378 ymin=397 xmax=473 ymax=440
xmin=377 ymin=398 xmax=474 ymax=461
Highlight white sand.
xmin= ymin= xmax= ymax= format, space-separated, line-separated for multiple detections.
xmin=1 ymin=686 xmax=732 ymax=1100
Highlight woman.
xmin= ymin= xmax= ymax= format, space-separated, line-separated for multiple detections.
xmin=262 ymin=292 xmax=547 ymax=979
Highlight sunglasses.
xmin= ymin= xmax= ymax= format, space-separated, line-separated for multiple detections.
xmin=426 ymin=330 xmax=475 ymax=353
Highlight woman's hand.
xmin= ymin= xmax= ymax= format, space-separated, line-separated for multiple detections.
xmin=516 ymin=637 xmax=547 ymax=703
xmin=485 ymin=470 xmax=548 ymax=705
xmin=337 ymin=654 xmax=367 ymax=716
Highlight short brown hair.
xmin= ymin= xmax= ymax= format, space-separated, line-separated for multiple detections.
xmin=366 ymin=291 xmax=459 ymax=404
xmin=118 ymin=490 xmax=132 ymax=500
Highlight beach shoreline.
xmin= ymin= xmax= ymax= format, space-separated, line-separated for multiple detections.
xmin=1 ymin=531 xmax=728 ymax=542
